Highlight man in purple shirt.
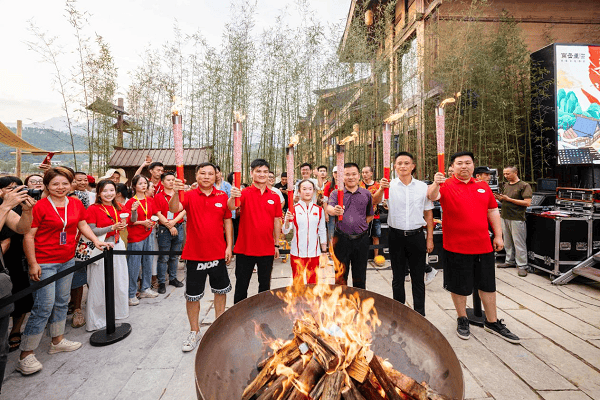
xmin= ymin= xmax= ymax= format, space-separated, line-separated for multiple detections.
xmin=326 ymin=162 xmax=374 ymax=289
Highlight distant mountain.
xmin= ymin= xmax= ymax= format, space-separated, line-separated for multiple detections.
xmin=5 ymin=116 xmax=87 ymax=136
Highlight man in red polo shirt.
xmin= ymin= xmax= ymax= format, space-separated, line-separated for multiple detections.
xmin=170 ymin=162 xmax=233 ymax=352
xmin=429 ymin=151 xmax=520 ymax=344
xmin=228 ymin=159 xmax=282 ymax=303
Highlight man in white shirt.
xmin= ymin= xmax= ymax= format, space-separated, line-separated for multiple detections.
xmin=377 ymin=151 xmax=434 ymax=316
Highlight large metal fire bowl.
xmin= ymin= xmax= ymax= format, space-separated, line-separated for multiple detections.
xmin=195 ymin=286 xmax=464 ymax=399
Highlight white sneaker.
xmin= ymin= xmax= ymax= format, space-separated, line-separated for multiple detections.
xmin=129 ymin=297 xmax=140 ymax=306
xmin=182 ymin=331 xmax=201 ymax=352
xmin=48 ymin=338 xmax=82 ymax=354
xmin=139 ymin=288 xmax=159 ymax=298
xmin=425 ymin=268 xmax=438 ymax=286
xmin=16 ymin=354 xmax=43 ymax=375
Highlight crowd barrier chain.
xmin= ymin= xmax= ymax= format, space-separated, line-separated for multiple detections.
xmin=0 ymin=245 xmax=389 ymax=347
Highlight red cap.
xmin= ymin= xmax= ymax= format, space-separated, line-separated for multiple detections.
xmin=87 ymin=175 xmax=96 ymax=183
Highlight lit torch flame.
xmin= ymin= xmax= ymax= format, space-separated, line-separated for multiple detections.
xmin=439 ymin=92 xmax=461 ymax=108
xmin=384 ymin=108 xmax=408 ymax=123
xmin=339 ymin=131 xmax=358 ymax=146
xmin=234 ymin=110 xmax=246 ymax=123
xmin=288 ymin=135 xmax=300 ymax=148
xmin=171 ymin=96 xmax=183 ymax=116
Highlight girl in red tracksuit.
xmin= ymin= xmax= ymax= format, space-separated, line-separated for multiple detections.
xmin=282 ymin=179 xmax=328 ymax=285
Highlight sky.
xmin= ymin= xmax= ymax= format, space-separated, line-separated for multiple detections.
xmin=0 ymin=0 xmax=351 ymax=124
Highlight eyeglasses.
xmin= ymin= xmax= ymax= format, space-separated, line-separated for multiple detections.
xmin=29 ymin=180 xmax=43 ymax=184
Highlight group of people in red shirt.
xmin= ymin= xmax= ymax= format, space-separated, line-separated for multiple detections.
xmin=1 ymin=148 xmax=523 ymax=386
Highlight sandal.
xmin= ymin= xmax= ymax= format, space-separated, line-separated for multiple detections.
xmin=8 ymin=333 xmax=21 ymax=353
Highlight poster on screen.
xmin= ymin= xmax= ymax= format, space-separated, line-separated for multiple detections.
xmin=556 ymin=44 xmax=600 ymax=155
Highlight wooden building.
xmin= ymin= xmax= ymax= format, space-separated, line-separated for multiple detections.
xmin=308 ymin=0 xmax=600 ymax=177
xmin=107 ymin=147 xmax=213 ymax=184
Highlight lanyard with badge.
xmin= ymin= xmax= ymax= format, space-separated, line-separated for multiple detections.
xmin=101 ymin=205 xmax=120 ymax=243
xmin=134 ymin=196 xmax=148 ymax=218
xmin=48 ymin=197 xmax=69 ymax=245
xmin=164 ymin=194 xmax=174 ymax=220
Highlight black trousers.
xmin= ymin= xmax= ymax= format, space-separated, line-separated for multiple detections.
xmin=234 ymin=254 xmax=274 ymax=304
xmin=389 ymin=228 xmax=427 ymax=316
xmin=332 ymin=232 xmax=370 ymax=289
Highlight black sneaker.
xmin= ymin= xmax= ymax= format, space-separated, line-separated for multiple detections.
xmin=456 ymin=317 xmax=470 ymax=340
xmin=158 ymin=283 xmax=166 ymax=294
xmin=484 ymin=319 xmax=521 ymax=344
xmin=169 ymin=279 xmax=184 ymax=288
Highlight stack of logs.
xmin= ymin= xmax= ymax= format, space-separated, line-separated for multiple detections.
xmin=242 ymin=319 xmax=454 ymax=400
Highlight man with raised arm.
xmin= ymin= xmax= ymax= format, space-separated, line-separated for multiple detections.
xmin=326 ymin=162 xmax=374 ymax=289
xmin=228 ymin=159 xmax=282 ymax=303
xmin=169 ymin=162 xmax=233 ymax=352
xmin=376 ymin=152 xmax=434 ymax=316
xmin=428 ymin=151 xmax=520 ymax=344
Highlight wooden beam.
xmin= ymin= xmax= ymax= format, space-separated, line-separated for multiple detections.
xmin=16 ymin=120 xmax=22 ymax=179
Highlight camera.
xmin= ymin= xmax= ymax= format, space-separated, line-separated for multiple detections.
xmin=19 ymin=187 xmax=43 ymax=200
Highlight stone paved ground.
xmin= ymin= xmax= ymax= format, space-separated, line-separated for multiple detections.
xmin=2 ymin=257 xmax=600 ymax=400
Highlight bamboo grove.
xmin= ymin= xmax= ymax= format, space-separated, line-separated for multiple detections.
xmin=26 ymin=0 xmax=577 ymax=181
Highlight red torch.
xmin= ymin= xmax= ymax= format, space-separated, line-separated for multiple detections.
xmin=233 ymin=112 xmax=245 ymax=208
xmin=435 ymin=108 xmax=446 ymax=175
xmin=336 ymin=144 xmax=345 ymax=221
xmin=335 ymin=129 xmax=358 ymax=222
xmin=382 ymin=122 xmax=391 ymax=199
xmin=172 ymin=98 xmax=184 ymax=201
xmin=436 ymin=94 xmax=459 ymax=175
xmin=286 ymin=135 xmax=299 ymax=218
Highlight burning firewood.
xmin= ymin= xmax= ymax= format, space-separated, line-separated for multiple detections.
xmin=321 ymin=370 xmax=345 ymax=400
xmin=341 ymin=379 xmax=366 ymax=400
xmin=380 ymin=357 xmax=453 ymax=400
xmin=369 ymin=355 xmax=403 ymax=400
xmin=347 ymin=349 xmax=373 ymax=383
xmin=287 ymin=356 xmax=325 ymax=400
xmin=358 ymin=374 xmax=386 ymax=400
xmin=243 ymin=284 xmax=457 ymax=400
xmin=256 ymin=358 xmax=304 ymax=400
xmin=293 ymin=319 xmax=343 ymax=373
xmin=242 ymin=339 xmax=301 ymax=400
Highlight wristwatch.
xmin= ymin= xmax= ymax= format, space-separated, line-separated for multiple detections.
xmin=274 ymin=245 xmax=280 ymax=248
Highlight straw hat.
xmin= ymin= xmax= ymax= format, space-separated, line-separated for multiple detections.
xmin=100 ymin=168 xmax=128 ymax=184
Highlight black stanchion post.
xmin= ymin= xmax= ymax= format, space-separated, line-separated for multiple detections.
xmin=466 ymin=287 xmax=486 ymax=327
xmin=90 ymin=248 xmax=132 ymax=346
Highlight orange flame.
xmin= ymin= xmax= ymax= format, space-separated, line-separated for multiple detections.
xmin=171 ymin=96 xmax=182 ymax=116
xmin=288 ymin=135 xmax=300 ymax=148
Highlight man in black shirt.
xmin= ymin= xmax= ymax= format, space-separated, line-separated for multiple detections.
xmin=274 ymin=172 xmax=289 ymax=213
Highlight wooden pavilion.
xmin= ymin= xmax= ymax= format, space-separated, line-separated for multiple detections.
xmin=107 ymin=147 xmax=213 ymax=184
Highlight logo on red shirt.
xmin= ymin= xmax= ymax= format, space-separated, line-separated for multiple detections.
xmin=267 ymin=199 xmax=275 ymax=205
xmin=215 ymin=203 xmax=223 ymax=207
xmin=477 ymin=189 xmax=485 ymax=193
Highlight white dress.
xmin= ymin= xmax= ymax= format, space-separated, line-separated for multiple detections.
xmin=86 ymin=239 xmax=129 ymax=331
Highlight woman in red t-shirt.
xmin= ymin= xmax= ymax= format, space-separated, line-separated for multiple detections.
xmin=18 ymin=167 xmax=110 ymax=376
xmin=123 ymin=175 xmax=159 ymax=304
xmin=85 ymin=179 xmax=130 ymax=331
